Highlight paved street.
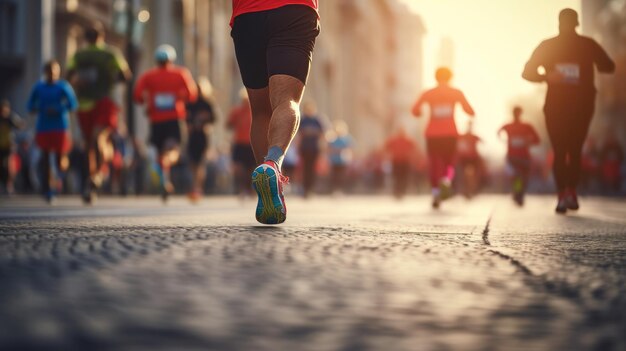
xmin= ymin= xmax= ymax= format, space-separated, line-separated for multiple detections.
xmin=0 ymin=195 xmax=625 ymax=351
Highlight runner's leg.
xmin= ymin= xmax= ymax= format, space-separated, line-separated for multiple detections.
xmin=247 ymin=88 xmax=272 ymax=164
xmin=545 ymin=114 xmax=567 ymax=193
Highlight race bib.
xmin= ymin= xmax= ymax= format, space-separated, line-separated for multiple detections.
xmin=555 ymin=63 xmax=580 ymax=84
xmin=77 ymin=67 xmax=99 ymax=85
xmin=432 ymin=104 xmax=453 ymax=119
xmin=154 ymin=93 xmax=176 ymax=111
xmin=510 ymin=137 xmax=527 ymax=148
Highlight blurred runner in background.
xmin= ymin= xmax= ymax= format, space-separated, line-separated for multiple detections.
xmin=0 ymin=100 xmax=24 ymax=195
xmin=385 ymin=127 xmax=418 ymax=199
xmin=327 ymin=120 xmax=353 ymax=195
xmin=27 ymin=60 xmax=78 ymax=203
xmin=186 ymin=77 xmax=217 ymax=203
xmin=134 ymin=45 xmax=198 ymax=202
xmin=412 ymin=67 xmax=475 ymax=209
xmin=67 ymin=22 xmax=131 ymax=204
xmin=457 ymin=120 xmax=483 ymax=199
xmin=498 ymin=106 xmax=540 ymax=206
xmin=298 ymin=101 xmax=324 ymax=198
xmin=228 ymin=89 xmax=255 ymax=199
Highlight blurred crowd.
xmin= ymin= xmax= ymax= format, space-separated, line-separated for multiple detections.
xmin=0 ymin=24 xmax=624 ymax=204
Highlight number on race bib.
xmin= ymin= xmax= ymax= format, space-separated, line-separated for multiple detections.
xmin=555 ymin=63 xmax=580 ymax=84
xmin=433 ymin=104 xmax=453 ymax=118
xmin=154 ymin=93 xmax=176 ymax=111
xmin=510 ymin=137 xmax=527 ymax=148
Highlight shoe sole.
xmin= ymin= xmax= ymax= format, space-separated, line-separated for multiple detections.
xmin=252 ymin=166 xmax=286 ymax=225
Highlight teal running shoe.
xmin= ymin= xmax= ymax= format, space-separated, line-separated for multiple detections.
xmin=252 ymin=161 xmax=288 ymax=224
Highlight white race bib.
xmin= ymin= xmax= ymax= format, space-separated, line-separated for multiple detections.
xmin=511 ymin=137 xmax=527 ymax=148
xmin=432 ymin=104 xmax=453 ymax=119
xmin=555 ymin=63 xmax=580 ymax=84
xmin=154 ymin=93 xmax=176 ymax=110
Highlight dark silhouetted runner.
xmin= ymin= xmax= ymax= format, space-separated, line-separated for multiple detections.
xmin=498 ymin=106 xmax=540 ymax=206
xmin=522 ymin=8 xmax=615 ymax=213
xmin=412 ymin=67 xmax=475 ymax=209
xmin=231 ymin=0 xmax=320 ymax=224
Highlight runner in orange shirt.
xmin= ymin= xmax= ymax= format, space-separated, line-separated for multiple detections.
xmin=134 ymin=45 xmax=198 ymax=201
xmin=412 ymin=67 xmax=475 ymax=208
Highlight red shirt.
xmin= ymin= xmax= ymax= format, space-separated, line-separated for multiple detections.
xmin=457 ymin=133 xmax=481 ymax=159
xmin=385 ymin=135 xmax=417 ymax=163
xmin=231 ymin=0 xmax=318 ymax=25
xmin=413 ymin=85 xmax=474 ymax=138
xmin=134 ymin=65 xmax=198 ymax=123
xmin=228 ymin=103 xmax=252 ymax=144
xmin=500 ymin=122 xmax=540 ymax=158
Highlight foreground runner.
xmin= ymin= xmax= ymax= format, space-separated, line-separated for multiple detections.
xmin=523 ymin=8 xmax=615 ymax=213
xmin=412 ymin=67 xmax=475 ymax=209
xmin=498 ymin=106 xmax=540 ymax=206
xmin=134 ymin=45 xmax=198 ymax=202
xmin=231 ymin=0 xmax=320 ymax=224
xmin=67 ymin=23 xmax=131 ymax=204
xmin=27 ymin=60 xmax=78 ymax=203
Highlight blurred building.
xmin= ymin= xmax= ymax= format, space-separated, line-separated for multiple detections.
xmin=306 ymin=0 xmax=425 ymax=154
xmin=581 ymin=0 xmax=626 ymax=143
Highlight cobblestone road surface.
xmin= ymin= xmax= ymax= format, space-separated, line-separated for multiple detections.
xmin=0 ymin=195 xmax=624 ymax=351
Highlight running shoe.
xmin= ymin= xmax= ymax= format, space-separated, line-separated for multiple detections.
xmin=439 ymin=179 xmax=453 ymax=201
xmin=82 ymin=180 xmax=97 ymax=205
xmin=566 ymin=189 xmax=579 ymax=210
xmin=252 ymin=161 xmax=288 ymax=224
xmin=432 ymin=196 xmax=441 ymax=209
xmin=555 ymin=192 xmax=568 ymax=214
xmin=45 ymin=190 xmax=56 ymax=205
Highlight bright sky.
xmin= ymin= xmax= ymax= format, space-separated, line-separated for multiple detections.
xmin=400 ymin=0 xmax=581 ymax=161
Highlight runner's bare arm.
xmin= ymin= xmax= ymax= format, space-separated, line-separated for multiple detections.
xmin=132 ymin=76 xmax=145 ymax=104
xmin=458 ymin=91 xmax=475 ymax=117
xmin=592 ymin=41 xmax=615 ymax=74
xmin=522 ymin=44 xmax=546 ymax=83
xmin=181 ymin=69 xmax=198 ymax=103
xmin=411 ymin=94 xmax=426 ymax=117
xmin=529 ymin=126 xmax=540 ymax=145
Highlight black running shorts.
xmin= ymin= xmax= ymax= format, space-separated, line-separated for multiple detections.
xmin=149 ymin=119 xmax=187 ymax=153
xmin=231 ymin=5 xmax=320 ymax=89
